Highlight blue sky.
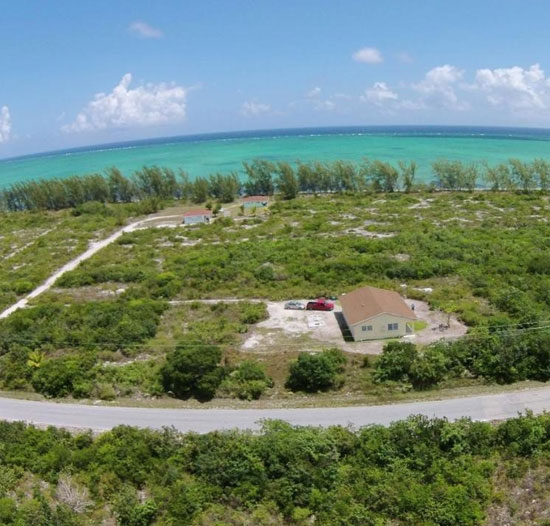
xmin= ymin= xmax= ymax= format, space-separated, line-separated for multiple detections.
xmin=1 ymin=0 xmax=550 ymax=156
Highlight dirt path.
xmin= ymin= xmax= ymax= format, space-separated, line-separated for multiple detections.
xmin=0 ymin=214 xmax=182 ymax=320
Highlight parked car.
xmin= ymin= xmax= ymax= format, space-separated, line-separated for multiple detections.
xmin=306 ymin=298 xmax=334 ymax=311
xmin=284 ymin=300 xmax=305 ymax=310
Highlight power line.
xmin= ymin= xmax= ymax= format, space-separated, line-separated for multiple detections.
xmin=2 ymin=320 xmax=550 ymax=352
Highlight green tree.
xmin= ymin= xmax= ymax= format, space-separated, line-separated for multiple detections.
xmin=374 ymin=341 xmax=418 ymax=383
xmin=243 ymin=160 xmax=276 ymax=196
xmin=160 ymin=344 xmax=224 ymax=401
xmin=275 ymin=162 xmax=299 ymax=200
xmin=509 ymin=158 xmax=536 ymax=192
xmin=409 ymin=347 xmax=448 ymax=389
xmin=398 ymin=160 xmax=417 ymax=193
xmin=285 ymin=348 xmax=345 ymax=392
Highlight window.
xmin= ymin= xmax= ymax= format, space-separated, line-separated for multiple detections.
xmin=362 ymin=325 xmax=373 ymax=332
xmin=388 ymin=322 xmax=398 ymax=331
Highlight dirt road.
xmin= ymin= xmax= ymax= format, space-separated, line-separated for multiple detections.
xmin=0 ymin=215 xmax=182 ymax=320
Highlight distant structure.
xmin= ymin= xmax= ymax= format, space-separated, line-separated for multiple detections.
xmin=242 ymin=196 xmax=269 ymax=209
xmin=340 ymin=286 xmax=416 ymax=341
xmin=183 ymin=209 xmax=212 ymax=225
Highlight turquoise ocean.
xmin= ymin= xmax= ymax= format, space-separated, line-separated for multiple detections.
xmin=1 ymin=126 xmax=550 ymax=188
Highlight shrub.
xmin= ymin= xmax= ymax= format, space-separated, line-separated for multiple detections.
xmin=160 ymin=344 xmax=225 ymax=401
xmin=220 ymin=361 xmax=273 ymax=400
xmin=238 ymin=302 xmax=268 ymax=324
xmin=374 ymin=341 xmax=418 ymax=383
xmin=409 ymin=347 xmax=449 ymax=390
xmin=31 ymin=355 xmax=96 ymax=398
xmin=13 ymin=281 xmax=34 ymax=295
xmin=285 ymin=348 xmax=346 ymax=393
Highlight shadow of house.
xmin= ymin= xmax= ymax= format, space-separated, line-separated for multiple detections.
xmin=334 ymin=312 xmax=354 ymax=342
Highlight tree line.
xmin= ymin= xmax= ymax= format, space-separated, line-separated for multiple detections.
xmin=3 ymin=157 xmax=550 ymax=212
xmin=1 ymin=412 xmax=550 ymax=525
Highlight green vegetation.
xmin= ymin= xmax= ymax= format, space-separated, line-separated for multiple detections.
xmin=375 ymin=328 xmax=550 ymax=391
xmin=4 ymin=166 xmax=550 ymax=403
xmin=0 ymin=299 xmax=271 ymax=400
xmin=286 ymin=349 xmax=346 ymax=392
xmin=160 ymin=344 xmax=225 ymax=401
xmin=3 ymin=158 xmax=550 ymax=214
xmin=0 ymin=201 xmax=154 ymax=311
xmin=219 ymin=360 xmax=273 ymax=400
xmin=1 ymin=413 xmax=550 ymax=524
xmin=57 ymin=191 xmax=550 ymax=328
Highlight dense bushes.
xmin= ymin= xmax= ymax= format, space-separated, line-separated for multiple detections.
xmin=0 ymin=298 xmax=168 ymax=354
xmin=374 ymin=341 xmax=448 ymax=390
xmin=375 ymin=329 xmax=550 ymax=390
xmin=219 ymin=360 xmax=273 ymax=400
xmin=160 ymin=344 xmax=225 ymax=401
xmin=30 ymin=353 xmax=97 ymax=398
xmin=2 ymin=414 xmax=550 ymax=524
xmin=286 ymin=348 xmax=346 ymax=392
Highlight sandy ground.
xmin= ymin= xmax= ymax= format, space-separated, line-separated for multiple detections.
xmin=242 ymin=299 xmax=467 ymax=355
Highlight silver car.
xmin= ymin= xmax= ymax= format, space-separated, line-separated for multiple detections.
xmin=284 ymin=300 xmax=305 ymax=310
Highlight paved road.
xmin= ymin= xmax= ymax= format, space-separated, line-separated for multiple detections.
xmin=1 ymin=387 xmax=550 ymax=433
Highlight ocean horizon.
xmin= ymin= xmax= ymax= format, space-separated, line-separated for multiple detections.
xmin=2 ymin=125 xmax=550 ymax=188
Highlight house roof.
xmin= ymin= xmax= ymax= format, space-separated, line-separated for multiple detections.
xmin=243 ymin=195 xmax=268 ymax=202
xmin=183 ymin=209 xmax=212 ymax=217
xmin=340 ymin=286 xmax=416 ymax=326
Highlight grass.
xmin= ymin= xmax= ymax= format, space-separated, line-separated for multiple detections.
xmin=413 ymin=320 xmax=429 ymax=331
xmin=0 ymin=205 xmax=146 ymax=311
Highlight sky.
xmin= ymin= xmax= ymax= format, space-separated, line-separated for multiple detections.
xmin=1 ymin=0 xmax=550 ymax=157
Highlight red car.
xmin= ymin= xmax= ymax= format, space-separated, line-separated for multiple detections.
xmin=306 ymin=298 xmax=334 ymax=311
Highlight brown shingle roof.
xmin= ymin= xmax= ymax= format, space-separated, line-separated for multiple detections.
xmin=340 ymin=286 xmax=416 ymax=326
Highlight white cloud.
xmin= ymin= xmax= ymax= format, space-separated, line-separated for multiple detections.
xmin=307 ymin=86 xmax=322 ymax=98
xmin=304 ymin=86 xmax=337 ymax=111
xmin=475 ymin=64 xmax=548 ymax=110
xmin=333 ymin=92 xmax=352 ymax=100
xmin=63 ymin=74 xmax=187 ymax=133
xmin=315 ymin=99 xmax=336 ymax=111
xmin=0 ymin=106 xmax=11 ymax=143
xmin=128 ymin=21 xmax=163 ymax=39
xmin=413 ymin=64 xmax=467 ymax=110
xmin=352 ymin=47 xmax=383 ymax=64
xmin=241 ymin=100 xmax=271 ymax=116
xmin=361 ymin=82 xmax=399 ymax=105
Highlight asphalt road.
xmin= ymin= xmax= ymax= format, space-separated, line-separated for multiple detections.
xmin=1 ymin=387 xmax=550 ymax=433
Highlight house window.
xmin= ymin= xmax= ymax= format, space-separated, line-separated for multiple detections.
xmin=362 ymin=325 xmax=373 ymax=332
xmin=388 ymin=322 xmax=398 ymax=331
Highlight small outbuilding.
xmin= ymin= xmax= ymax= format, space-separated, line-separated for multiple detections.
xmin=340 ymin=286 xmax=416 ymax=341
xmin=183 ymin=209 xmax=212 ymax=225
xmin=242 ymin=195 xmax=269 ymax=208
